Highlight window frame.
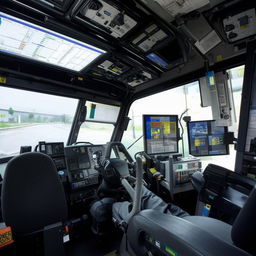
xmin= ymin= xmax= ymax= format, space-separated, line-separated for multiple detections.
xmin=70 ymin=99 xmax=122 ymax=145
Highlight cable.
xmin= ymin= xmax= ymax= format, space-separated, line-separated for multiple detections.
xmin=127 ymin=135 xmax=144 ymax=150
xmin=179 ymin=108 xmax=189 ymax=156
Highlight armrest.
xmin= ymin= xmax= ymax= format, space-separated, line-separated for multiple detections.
xmin=191 ymin=171 xmax=205 ymax=192
xmin=127 ymin=210 xmax=251 ymax=256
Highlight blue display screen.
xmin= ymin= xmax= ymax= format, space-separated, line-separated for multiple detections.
xmin=146 ymin=53 xmax=169 ymax=68
xmin=143 ymin=115 xmax=178 ymax=155
xmin=188 ymin=120 xmax=228 ymax=156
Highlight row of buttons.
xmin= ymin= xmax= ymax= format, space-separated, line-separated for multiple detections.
xmin=72 ymin=172 xmax=86 ymax=181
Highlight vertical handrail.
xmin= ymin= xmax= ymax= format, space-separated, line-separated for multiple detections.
xmin=126 ymin=155 xmax=143 ymax=223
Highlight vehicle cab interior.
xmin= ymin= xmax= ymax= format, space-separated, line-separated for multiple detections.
xmin=0 ymin=0 xmax=256 ymax=255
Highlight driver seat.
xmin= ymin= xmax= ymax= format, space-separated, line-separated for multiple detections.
xmin=1 ymin=152 xmax=68 ymax=255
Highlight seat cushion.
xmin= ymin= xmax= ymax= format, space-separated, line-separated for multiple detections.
xmin=184 ymin=216 xmax=233 ymax=244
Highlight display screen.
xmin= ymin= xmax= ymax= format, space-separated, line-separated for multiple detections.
xmin=188 ymin=120 xmax=229 ymax=156
xmin=39 ymin=142 xmax=64 ymax=156
xmin=64 ymin=146 xmax=91 ymax=171
xmin=147 ymin=53 xmax=169 ymax=68
xmin=146 ymin=40 xmax=184 ymax=68
xmin=0 ymin=12 xmax=106 ymax=71
xmin=143 ymin=115 xmax=179 ymax=155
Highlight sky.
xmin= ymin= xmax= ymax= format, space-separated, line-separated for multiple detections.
xmin=0 ymin=86 xmax=78 ymax=115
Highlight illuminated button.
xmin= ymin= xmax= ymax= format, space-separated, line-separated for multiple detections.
xmin=72 ymin=183 xmax=78 ymax=189
xmin=58 ymin=171 xmax=65 ymax=176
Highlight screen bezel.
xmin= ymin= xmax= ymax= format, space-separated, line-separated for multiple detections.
xmin=187 ymin=120 xmax=229 ymax=157
xmin=143 ymin=114 xmax=179 ymax=155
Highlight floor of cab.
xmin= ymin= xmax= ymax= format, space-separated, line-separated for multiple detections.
xmin=65 ymin=230 xmax=121 ymax=256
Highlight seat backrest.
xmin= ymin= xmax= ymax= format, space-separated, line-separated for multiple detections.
xmin=2 ymin=152 xmax=68 ymax=235
xmin=232 ymin=186 xmax=256 ymax=255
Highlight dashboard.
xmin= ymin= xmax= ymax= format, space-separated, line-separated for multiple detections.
xmin=38 ymin=141 xmax=106 ymax=210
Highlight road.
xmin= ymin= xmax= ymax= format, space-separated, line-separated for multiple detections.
xmin=0 ymin=123 xmax=112 ymax=157
xmin=0 ymin=124 xmax=71 ymax=156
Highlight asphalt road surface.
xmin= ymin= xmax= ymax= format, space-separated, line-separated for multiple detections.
xmin=0 ymin=123 xmax=111 ymax=157
xmin=0 ymin=124 xmax=71 ymax=156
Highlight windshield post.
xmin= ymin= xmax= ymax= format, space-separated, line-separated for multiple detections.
xmin=67 ymin=99 xmax=86 ymax=146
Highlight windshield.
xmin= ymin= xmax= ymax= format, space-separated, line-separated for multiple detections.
xmin=0 ymin=86 xmax=78 ymax=158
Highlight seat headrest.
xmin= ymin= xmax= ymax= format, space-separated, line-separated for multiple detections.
xmin=232 ymin=186 xmax=256 ymax=255
xmin=2 ymin=152 xmax=68 ymax=234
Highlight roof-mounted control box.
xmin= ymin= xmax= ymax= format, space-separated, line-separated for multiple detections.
xmin=75 ymin=0 xmax=137 ymax=38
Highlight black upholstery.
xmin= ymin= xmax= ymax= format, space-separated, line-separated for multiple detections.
xmin=183 ymin=216 xmax=233 ymax=244
xmin=90 ymin=197 xmax=116 ymax=236
xmin=232 ymin=186 xmax=256 ymax=255
xmin=112 ymin=186 xmax=188 ymax=223
xmin=127 ymin=210 xmax=251 ymax=256
xmin=124 ymin=186 xmax=256 ymax=256
xmin=2 ymin=152 xmax=68 ymax=235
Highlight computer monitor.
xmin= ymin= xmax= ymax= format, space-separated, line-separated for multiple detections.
xmin=187 ymin=120 xmax=229 ymax=157
xmin=0 ymin=12 xmax=106 ymax=72
xmin=143 ymin=115 xmax=179 ymax=155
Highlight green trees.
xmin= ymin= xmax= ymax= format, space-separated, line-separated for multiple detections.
xmin=28 ymin=113 xmax=34 ymax=121
xmin=8 ymin=107 xmax=14 ymax=116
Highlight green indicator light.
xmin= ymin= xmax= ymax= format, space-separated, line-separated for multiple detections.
xmin=165 ymin=246 xmax=179 ymax=256
xmin=209 ymin=195 xmax=215 ymax=200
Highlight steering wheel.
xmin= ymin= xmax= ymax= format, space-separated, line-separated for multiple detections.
xmin=101 ymin=142 xmax=135 ymax=187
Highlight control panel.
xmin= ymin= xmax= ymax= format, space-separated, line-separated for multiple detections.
xmin=38 ymin=141 xmax=67 ymax=182
xmin=170 ymin=157 xmax=201 ymax=185
xmin=64 ymin=144 xmax=106 ymax=191
xmin=159 ymin=155 xmax=201 ymax=196
xmin=78 ymin=0 xmax=137 ymax=38
xmin=223 ymin=8 xmax=256 ymax=42
xmin=90 ymin=56 xmax=157 ymax=87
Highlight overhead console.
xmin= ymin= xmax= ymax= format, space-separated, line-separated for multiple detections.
xmin=2 ymin=0 xmax=253 ymax=95
xmin=89 ymin=55 xmax=158 ymax=87
xmin=73 ymin=0 xmax=138 ymax=39
xmin=204 ymin=2 xmax=256 ymax=46
xmin=222 ymin=8 xmax=256 ymax=43
xmin=131 ymin=23 xmax=187 ymax=70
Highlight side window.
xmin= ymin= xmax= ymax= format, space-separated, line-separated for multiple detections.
xmin=0 ymin=86 xmax=78 ymax=158
xmin=122 ymin=66 xmax=244 ymax=171
xmin=122 ymin=84 xmax=189 ymax=158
